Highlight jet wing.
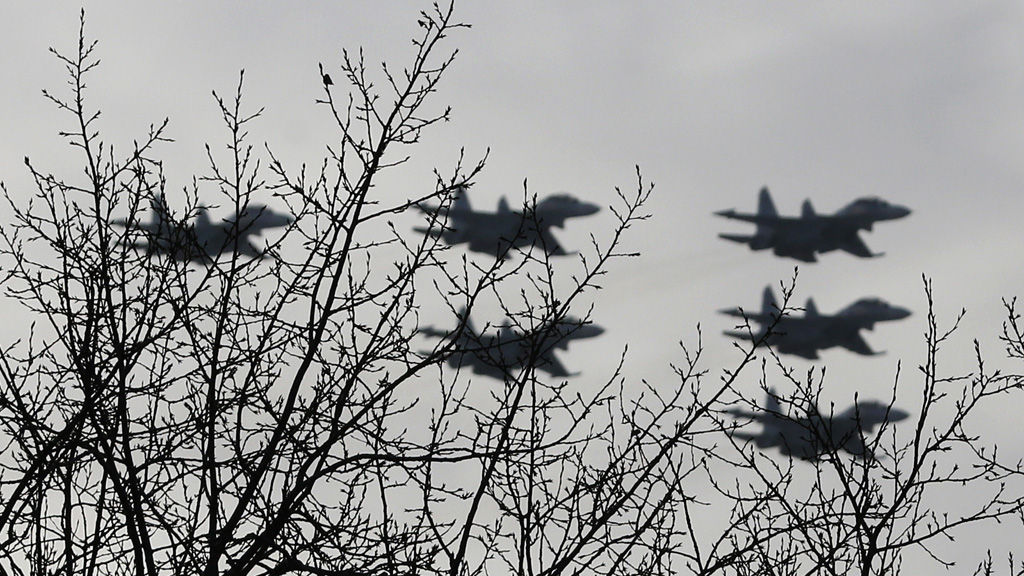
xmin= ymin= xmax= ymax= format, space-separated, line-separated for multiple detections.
xmin=775 ymin=341 xmax=820 ymax=360
xmin=538 ymin=351 xmax=574 ymax=378
xmin=774 ymin=246 xmax=818 ymax=263
xmin=840 ymin=332 xmax=879 ymax=356
xmin=530 ymin=225 xmax=570 ymax=256
xmin=464 ymin=228 xmax=508 ymax=257
xmin=232 ymin=238 xmax=269 ymax=260
xmin=836 ymin=233 xmax=877 ymax=259
xmin=455 ymin=353 xmax=509 ymax=380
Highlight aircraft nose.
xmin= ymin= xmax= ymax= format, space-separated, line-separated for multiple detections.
xmin=891 ymin=306 xmax=912 ymax=320
xmin=888 ymin=407 xmax=910 ymax=422
xmin=890 ymin=205 xmax=911 ymax=219
xmin=577 ymin=202 xmax=601 ymax=216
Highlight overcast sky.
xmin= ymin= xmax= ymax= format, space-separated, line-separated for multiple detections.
xmin=3 ymin=1 xmax=1024 ymax=570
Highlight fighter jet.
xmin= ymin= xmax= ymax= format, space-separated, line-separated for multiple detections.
xmin=116 ymin=195 xmax=292 ymax=262
xmin=715 ymin=187 xmax=911 ymax=262
xmin=721 ymin=286 xmax=910 ymax=360
xmin=415 ymin=186 xmax=600 ymax=258
xmin=421 ymin=311 xmax=603 ymax=379
xmin=725 ymin=388 xmax=910 ymax=460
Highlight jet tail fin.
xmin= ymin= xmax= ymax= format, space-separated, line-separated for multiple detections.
xmin=764 ymin=387 xmax=782 ymax=415
xmin=451 ymin=185 xmax=471 ymax=213
xmin=762 ymin=286 xmax=779 ymax=317
xmin=801 ymin=199 xmax=816 ymax=218
xmin=754 ymin=187 xmax=777 ymax=246
xmin=456 ymin=306 xmax=475 ymax=334
xmin=757 ymin=187 xmax=778 ymax=218
xmin=195 ymin=209 xmax=211 ymax=227
xmin=804 ymin=297 xmax=819 ymax=317
xmin=151 ymin=193 xmax=171 ymax=225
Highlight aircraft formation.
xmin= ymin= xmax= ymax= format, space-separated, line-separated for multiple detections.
xmin=717 ymin=186 xmax=913 ymax=460
xmin=415 ymin=186 xmax=604 ymax=379
xmin=115 ymin=194 xmax=292 ymax=263
xmin=116 ymin=184 xmax=913 ymax=461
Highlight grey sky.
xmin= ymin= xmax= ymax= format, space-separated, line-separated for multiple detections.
xmin=3 ymin=1 xmax=1023 ymax=570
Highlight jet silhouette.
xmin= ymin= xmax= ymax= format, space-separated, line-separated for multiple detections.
xmin=415 ymin=186 xmax=600 ymax=258
xmin=116 ymin=194 xmax=292 ymax=262
xmin=721 ymin=286 xmax=910 ymax=360
xmin=725 ymin=388 xmax=910 ymax=460
xmin=421 ymin=310 xmax=604 ymax=379
xmin=715 ymin=187 xmax=911 ymax=262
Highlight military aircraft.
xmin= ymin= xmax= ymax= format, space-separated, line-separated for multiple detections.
xmin=116 ymin=194 xmax=293 ymax=262
xmin=421 ymin=311 xmax=603 ymax=379
xmin=415 ymin=186 xmax=600 ymax=258
xmin=725 ymin=388 xmax=910 ymax=460
xmin=715 ymin=187 xmax=911 ymax=262
xmin=721 ymin=286 xmax=910 ymax=360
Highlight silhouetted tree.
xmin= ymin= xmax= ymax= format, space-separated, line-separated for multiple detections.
xmin=1 ymin=4 xmax=1023 ymax=576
